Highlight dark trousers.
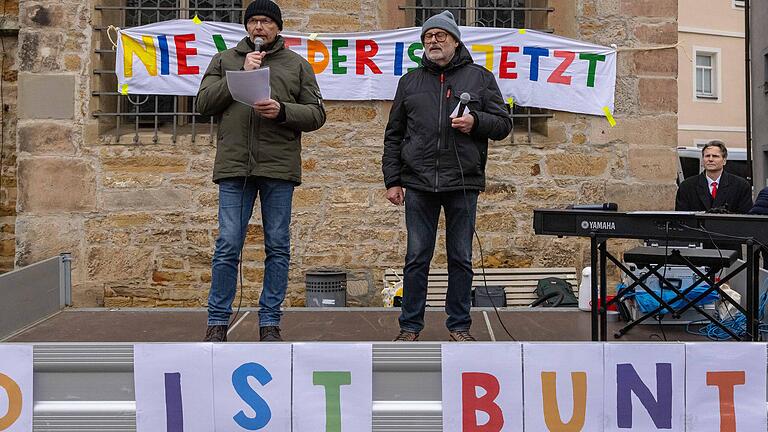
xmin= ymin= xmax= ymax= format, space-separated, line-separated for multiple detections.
xmin=399 ymin=188 xmax=478 ymax=333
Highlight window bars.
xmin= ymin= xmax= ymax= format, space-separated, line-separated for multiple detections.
xmin=93 ymin=0 xmax=243 ymax=144
xmin=94 ymin=1 xmax=553 ymax=144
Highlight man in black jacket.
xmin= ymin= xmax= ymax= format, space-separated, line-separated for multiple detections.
xmin=675 ymin=141 xmax=752 ymax=214
xmin=382 ymin=11 xmax=512 ymax=342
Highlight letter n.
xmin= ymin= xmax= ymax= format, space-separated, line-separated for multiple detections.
xmin=616 ymin=363 xmax=672 ymax=429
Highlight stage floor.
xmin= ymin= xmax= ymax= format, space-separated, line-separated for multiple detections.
xmin=6 ymin=307 xmax=721 ymax=343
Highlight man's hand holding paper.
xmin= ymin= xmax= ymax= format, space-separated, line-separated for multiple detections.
xmin=225 ymin=67 xmax=271 ymax=107
xmin=253 ymin=98 xmax=281 ymax=119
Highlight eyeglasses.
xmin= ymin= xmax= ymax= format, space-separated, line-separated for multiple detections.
xmin=247 ymin=17 xmax=275 ymax=27
xmin=423 ymin=31 xmax=449 ymax=42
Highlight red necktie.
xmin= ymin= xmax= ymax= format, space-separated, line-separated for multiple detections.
xmin=711 ymin=181 xmax=718 ymax=200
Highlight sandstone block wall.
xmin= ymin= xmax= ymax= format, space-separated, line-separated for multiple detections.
xmin=11 ymin=0 xmax=678 ymax=306
xmin=0 ymin=0 xmax=19 ymax=274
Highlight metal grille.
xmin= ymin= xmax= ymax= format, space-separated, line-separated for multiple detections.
xmin=402 ymin=0 xmax=554 ymax=142
xmin=93 ymin=0 xmax=243 ymax=144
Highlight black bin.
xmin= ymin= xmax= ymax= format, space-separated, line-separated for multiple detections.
xmin=305 ymin=268 xmax=347 ymax=307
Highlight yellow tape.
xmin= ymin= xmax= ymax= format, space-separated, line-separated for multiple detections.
xmin=603 ymin=106 xmax=616 ymax=127
xmin=518 ymin=29 xmax=526 ymax=34
xmin=120 ymin=84 xmax=129 ymax=95
xmin=507 ymin=97 xmax=514 ymax=108
xmin=192 ymin=15 xmax=202 ymax=24
xmin=309 ymin=33 xmax=319 ymax=40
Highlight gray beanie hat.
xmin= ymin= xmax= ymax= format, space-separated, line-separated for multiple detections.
xmin=421 ymin=11 xmax=461 ymax=42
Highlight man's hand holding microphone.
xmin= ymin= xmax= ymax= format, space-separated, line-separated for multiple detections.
xmin=451 ymin=92 xmax=474 ymax=134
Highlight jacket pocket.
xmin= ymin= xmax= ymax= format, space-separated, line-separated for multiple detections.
xmin=400 ymin=135 xmax=423 ymax=174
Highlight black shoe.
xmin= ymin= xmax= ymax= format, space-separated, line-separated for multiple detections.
xmin=260 ymin=326 xmax=283 ymax=342
xmin=203 ymin=325 xmax=228 ymax=342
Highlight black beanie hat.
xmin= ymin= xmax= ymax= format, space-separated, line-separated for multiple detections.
xmin=243 ymin=0 xmax=283 ymax=30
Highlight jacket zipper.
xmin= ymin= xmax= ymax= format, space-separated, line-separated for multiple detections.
xmin=435 ymin=73 xmax=445 ymax=192
xmin=255 ymin=113 xmax=262 ymax=172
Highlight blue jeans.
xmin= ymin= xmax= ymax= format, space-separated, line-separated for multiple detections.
xmin=399 ymin=188 xmax=478 ymax=333
xmin=207 ymin=177 xmax=294 ymax=327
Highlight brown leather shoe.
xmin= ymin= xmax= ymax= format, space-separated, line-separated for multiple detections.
xmin=449 ymin=330 xmax=476 ymax=342
xmin=203 ymin=325 xmax=228 ymax=342
xmin=260 ymin=326 xmax=283 ymax=342
xmin=393 ymin=330 xmax=420 ymax=341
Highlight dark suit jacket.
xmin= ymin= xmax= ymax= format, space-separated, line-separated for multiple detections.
xmin=675 ymin=171 xmax=752 ymax=213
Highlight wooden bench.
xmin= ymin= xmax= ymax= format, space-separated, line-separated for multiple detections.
xmin=383 ymin=267 xmax=579 ymax=307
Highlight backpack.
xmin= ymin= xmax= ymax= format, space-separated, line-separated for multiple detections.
xmin=530 ymin=277 xmax=578 ymax=307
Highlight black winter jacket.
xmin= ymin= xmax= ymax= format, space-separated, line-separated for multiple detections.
xmin=382 ymin=44 xmax=513 ymax=192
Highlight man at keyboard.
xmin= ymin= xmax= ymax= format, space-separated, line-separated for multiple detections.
xmin=675 ymin=140 xmax=752 ymax=213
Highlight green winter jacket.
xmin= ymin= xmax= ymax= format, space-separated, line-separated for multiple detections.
xmin=196 ymin=36 xmax=326 ymax=184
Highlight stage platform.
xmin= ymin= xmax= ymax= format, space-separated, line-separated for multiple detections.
xmin=6 ymin=307 xmax=716 ymax=343
xmin=2 ymin=307 xmax=735 ymax=432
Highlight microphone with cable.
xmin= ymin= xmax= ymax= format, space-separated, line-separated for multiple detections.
xmin=566 ymin=203 xmax=619 ymax=211
xmin=457 ymin=92 xmax=470 ymax=117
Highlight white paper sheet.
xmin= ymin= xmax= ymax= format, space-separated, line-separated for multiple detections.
xmin=686 ymin=343 xmax=767 ymax=432
xmin=292 ymin=343 xmax=372 ymax=432
xmin=212 ymin=344 xmax=292 ymax=432
xmin=226 ymin=67 xmax=271 ymax=106
xmin=523 ymin=343 xmax=604 ymax=432
xmin=604 ymin=343 xmax=686 ymax=432
xmin=442 ymin=343 xmax=523 ymax=432
xmin=134 ymin=344 xmax=215 ymax=432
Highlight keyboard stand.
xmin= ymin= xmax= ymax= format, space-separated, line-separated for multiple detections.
xmin=614 ymin=247 xmax=741 ymax=339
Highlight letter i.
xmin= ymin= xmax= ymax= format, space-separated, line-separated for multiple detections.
xmin=165 ymin=372 xmax=184 ymax=432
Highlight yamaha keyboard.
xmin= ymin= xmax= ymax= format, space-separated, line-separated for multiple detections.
xmin=534 ymin=209 xmax=768 ymax=244
xmin=533 ymin=209 xmax=767 ymax=341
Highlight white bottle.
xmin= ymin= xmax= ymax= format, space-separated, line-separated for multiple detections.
xmin=578 ymin=267 xmax=592 ymax=312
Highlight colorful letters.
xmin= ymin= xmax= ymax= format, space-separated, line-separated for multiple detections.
xmin=355 ymin=39 xmax=382 ymax=75
xmin=231 ymin=363 xmax=273 ymax=430
xmin=0 ymin=373 xmax=22 ymax=430
xmin=122 ymin=34 xmax=157 ymax=77
xmin=308 ymin=39 xmax=330 ymax=74
xmin=313 ymin=371 xmax=352 ymax=432
xmin=164 ymin=372 xmax=184 ymax=432
xmin=706 ymin=371 xmax=745 ymax=432
xmin=541 ymin=372 xmax=587 ymax=432
xmin=461 ymin=372 xmax=505 ymax=431
xmin=616 ymin=363 xmax=672 ymax=429
xmin=115 ymin=22 xmax=616 ymax=115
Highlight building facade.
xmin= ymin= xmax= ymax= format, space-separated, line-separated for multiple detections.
xmin=751 ymin=0 xmax=768 ymax=189
xmin=677 ymin=0 xmax=746 ymax=150
xmin=3 ymin=0 xmax=678 ymax=307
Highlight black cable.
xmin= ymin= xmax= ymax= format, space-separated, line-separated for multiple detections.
xmin=451 ymin=119 xmax=516 ymax=341
xmin=656 ymin=222 xmax=670 ymax=341
xmin=677 ymin=221 xmax=768 ymax=251
xmin=228 ymin=111 xmax=255 ymax=328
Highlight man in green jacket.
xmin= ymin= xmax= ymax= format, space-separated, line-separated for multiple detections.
xmin=197 ymin=0 xmax=326 ymax=342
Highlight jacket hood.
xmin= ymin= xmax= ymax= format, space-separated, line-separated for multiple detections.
xmin=421 ymin=42 xmax=474 ymax=74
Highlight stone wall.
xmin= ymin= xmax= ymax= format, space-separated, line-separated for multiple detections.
xmin=0 ymin=0 xmax=19 ymax=273
xmin=13 ymin=0 xmax=678 ymax=308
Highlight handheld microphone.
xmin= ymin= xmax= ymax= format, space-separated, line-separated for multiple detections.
xmin=567 ymin=203 xmax=619 ymax=211
xmin=457 ymin=92 xmax=470 ymax=117
xmin=252 ymin=36 xmax=264 ymax=52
